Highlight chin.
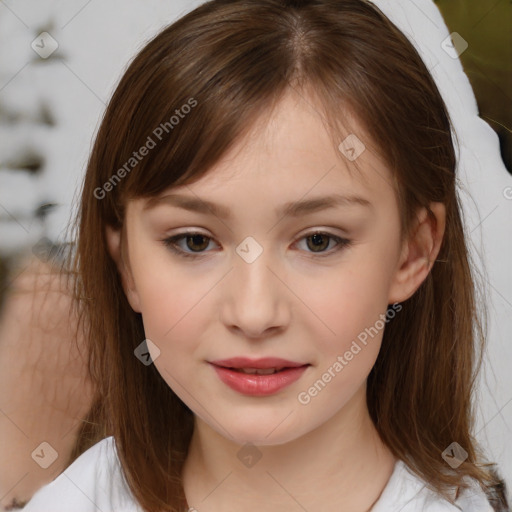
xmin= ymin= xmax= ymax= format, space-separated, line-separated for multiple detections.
xmin=208 ymin=408 xmax=308 ymax=447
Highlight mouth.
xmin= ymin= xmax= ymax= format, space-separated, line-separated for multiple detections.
xmin=228 ymin=367 xmax=287 ymax=375
xmin=208 ymin=357 xmax=310 ymax=396
xmin=210 ymin=356 xmax=307 ymax=369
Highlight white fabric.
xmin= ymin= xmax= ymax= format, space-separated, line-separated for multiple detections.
xmin=23 ymin=437 xmax=141 ymax=512
xmin=371 ymin=457 xmax=493 ymax=512
xmin=22 ymin=0 xmax=506 ymax=510
xmin=23 ymin=436 xmax=492 ymax=511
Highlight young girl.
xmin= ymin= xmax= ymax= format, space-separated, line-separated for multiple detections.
xmin=22 ymin=0 xmax=509 ymax=511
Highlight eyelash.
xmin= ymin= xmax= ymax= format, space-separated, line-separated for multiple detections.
xmin=160 ymin=231 xmax=351 ymax=260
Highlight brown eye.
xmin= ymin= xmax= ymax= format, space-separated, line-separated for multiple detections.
xmin=184 ymin=234 xmax=210 ymax=252
xmin=306 ymin=233 xmax=330 ymax=252
xmin=162 ymin=230 xmax=351 ymax=260
xmin=162 ymin=232 xmax=217 ymax=258
xmin=295 ymin=231 xmax=351 ymax=257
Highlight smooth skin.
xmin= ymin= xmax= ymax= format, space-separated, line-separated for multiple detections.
xmin=106 ymin=89 xmax=446 ymax=512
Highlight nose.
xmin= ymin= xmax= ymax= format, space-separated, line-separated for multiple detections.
xmin=220 ymin=243 xmax=290 ymax=340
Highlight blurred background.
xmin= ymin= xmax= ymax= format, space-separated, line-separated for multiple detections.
xmin=0 ymin=0 xmax=511 ymax=509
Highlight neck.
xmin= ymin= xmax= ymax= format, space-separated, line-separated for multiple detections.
xmin=182 ymin=385 xmax=396 ymax=512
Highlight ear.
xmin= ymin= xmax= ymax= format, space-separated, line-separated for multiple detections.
xmin=105 ymin=225 xmax=142 ymax=313
xmin=388 ymin=202 xmax=446 ymax=304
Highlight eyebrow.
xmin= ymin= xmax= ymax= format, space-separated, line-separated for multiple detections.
xmin=143 ymin=192 xmax=372 ymax=219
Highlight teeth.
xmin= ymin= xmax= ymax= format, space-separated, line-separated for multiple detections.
xmin=236 ymin=367 xmax=284 ymax=375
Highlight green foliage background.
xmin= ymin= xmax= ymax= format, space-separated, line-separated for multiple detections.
xmin=435 ymin=0 xmax=512 ymax=173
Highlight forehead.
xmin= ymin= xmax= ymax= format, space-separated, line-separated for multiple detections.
xmin=136 ymin=89 xmax=396 ymax=217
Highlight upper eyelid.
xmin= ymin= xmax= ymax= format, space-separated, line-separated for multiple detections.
xmin=167 ymin=225 xmax=349 ymax=237
xmin=167 ymin=228 xmax=346 ymax=242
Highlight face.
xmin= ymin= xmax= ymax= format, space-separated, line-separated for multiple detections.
xmin=107 ymin=90 xmax=423 ymax=446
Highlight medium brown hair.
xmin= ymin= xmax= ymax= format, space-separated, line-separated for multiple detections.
xmin=64 ymin=0 xmax=507 ymax=510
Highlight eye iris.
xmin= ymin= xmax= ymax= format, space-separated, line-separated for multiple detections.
xmin=186 ymin=234 xmax=209 ymax=252
xmin=307 ymin=233 xmax=329 ymax=252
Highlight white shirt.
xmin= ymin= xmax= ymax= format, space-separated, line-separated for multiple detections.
xmin=22 ymin=0 xmax=506 ymax=510
xmin=23 ymin=436 xmax=493 ymax=511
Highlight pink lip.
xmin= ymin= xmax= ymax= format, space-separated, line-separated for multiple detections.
xmin=209 ymin=357 xmax=310 ymax=396
xmin=210 ymin=357 xmax=306 ymax=369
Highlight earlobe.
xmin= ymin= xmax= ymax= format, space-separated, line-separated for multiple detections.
xmin=105 ymin=225 xmax=142 ymax=313
xmin=388 ymin=203 xmax=446 ymax=304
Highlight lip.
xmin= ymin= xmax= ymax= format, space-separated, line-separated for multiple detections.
xmin=210 ymin=357 xmax=306 ymax=369
xmin=209 ymin=357 xmax=310 ymax=396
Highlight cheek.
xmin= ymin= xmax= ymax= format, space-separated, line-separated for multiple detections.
xmin=302 ymin=246 xmax=398 ymax=356
xmin=130 ymin=250 xmax=217 ymax=360
xmin=295 ymin=258 xmax=396 ymax=413
xmin=139 ymin=280 xmax=203 ymax=344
